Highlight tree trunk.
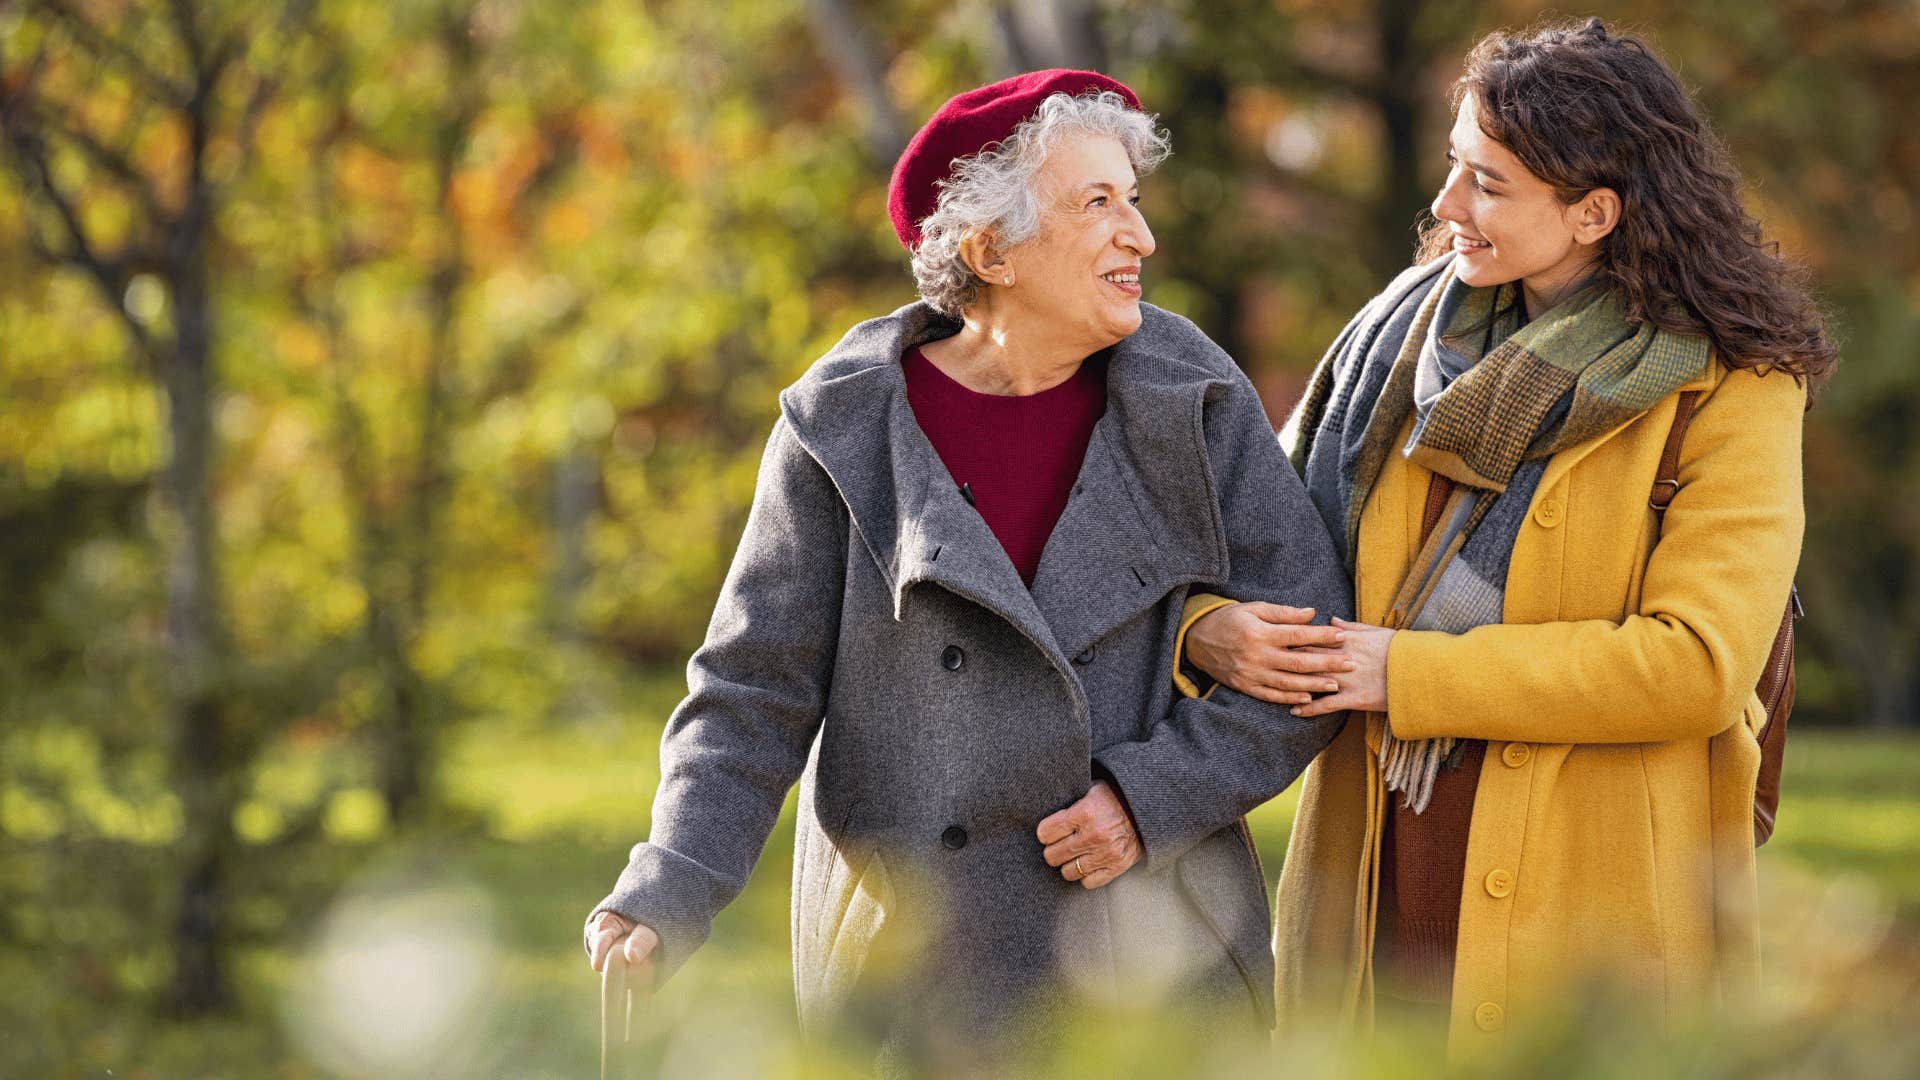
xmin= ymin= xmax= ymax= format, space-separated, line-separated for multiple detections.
xmin=1372 ymin=0 xmax=1429 ymax=278
xmin=162 ymin=166 xmax=236 ymax=1015
xmin=804 ymin=0 xmax=906 ymax=162
xmin=377 ymin=23 xmax=476 ymax=827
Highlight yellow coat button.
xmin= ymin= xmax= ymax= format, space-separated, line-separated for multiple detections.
xmin=1501 ymin=743 xmax=1531 ymax=767
xmin=1485 ymin=868 xmax=1515 ymax=898
xmin=1533 ymin=499 xmax=1563 ymax=527
xmin=1475 ymin=1001 xmax=1505 ymax=1031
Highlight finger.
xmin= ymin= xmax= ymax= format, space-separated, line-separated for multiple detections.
xmin=1080 ymin=863 xmax=1125 ymax=889
xmin=1270 ymin=624 xmax=1346 ymax=649
xmin=1291 ymin=690 xmax=1363 ymax=718
xmin=1242 ymin=684 xmax=1313 ymax=706
xmin=1043 ymin=836 xmax=1095 ymax=867
xmin=624 ymin=923 xmax=660 ymax=967
xmin=1215 ymin=668 xmax=1269 ymax=699
xmin=589 ymin=926 xmax=624 ymax=973
xmin=1246 ymin=603 xmax=1315 ymax=625
xmin=1036 ymin=808 xmax=1077 ymax=846
xmin=1331 ymin=617 xmax=1384 ymax=632
xmin=1045 ymin=810 xmax=1122 ymax=864
xmin=1260 ymin=649 xmax=1354 ymax=675
xmin=1288 ymin=644 xmax=1346 ymax=657
xmin=1256 ymin=669 xmax=1345 ymax=694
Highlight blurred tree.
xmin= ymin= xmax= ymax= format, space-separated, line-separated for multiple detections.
xmin=0 ymin=0 xmax=314 ymax=1013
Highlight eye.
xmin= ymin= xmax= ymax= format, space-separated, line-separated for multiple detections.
xmin=1447 ymin=152 xmax=1490 ymax=194
xmin=1127 ymin=194 xmax=1141 ymax=206
xmin=1088 ymin=195 xmax=1108 ymax=208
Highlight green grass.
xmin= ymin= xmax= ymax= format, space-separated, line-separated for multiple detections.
xmin=9 ymin=681 xmax=1920 ymax=1078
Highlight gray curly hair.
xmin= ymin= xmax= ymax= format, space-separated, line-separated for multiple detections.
xmin=910 ymin=90 xmax=1171 ymax=316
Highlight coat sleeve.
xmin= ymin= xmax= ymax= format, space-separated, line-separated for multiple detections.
xmin=1385 ymin=367 xmax=1806 ymax=744
xmin=1094 ymin=363 xmax=1355 ymax=871
xmin=585 ymin=416 xmax=847 ymax=982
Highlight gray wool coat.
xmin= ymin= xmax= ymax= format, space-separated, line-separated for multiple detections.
xmin=588 ymin=300 xmax=1352 ymax=1050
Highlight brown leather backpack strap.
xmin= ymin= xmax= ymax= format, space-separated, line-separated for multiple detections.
xmin=1650 ymin=391 xmax=1703 ymax=521
xmin=1752 ymin=593 xmax=1797 ymax=846
xmin=1646 ymin=388 xmax=1799 ymax=847
xmin=1421 ymin=473 xmax=1456 ymax=546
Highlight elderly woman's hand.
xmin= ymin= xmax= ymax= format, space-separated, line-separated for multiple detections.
xmin=1288 ymin=617 xmax=1393 ymax=718
xmin=1187 ymin=602 xmax=1353 ymax=704
xmin=586 ymin=909 xmax=661 ymax=982
xmin=1037 ymin=780 xmax=1141 ymax=889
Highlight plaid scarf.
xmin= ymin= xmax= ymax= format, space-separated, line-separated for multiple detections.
xmin=1290 ymin=255 xmax=1709 ymax=810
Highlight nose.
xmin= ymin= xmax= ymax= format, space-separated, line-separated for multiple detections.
xmin=1431 ymin=167 xmax=1470 ymax=227
xmin=1117 ymin=199 xmax=1156 ymax=259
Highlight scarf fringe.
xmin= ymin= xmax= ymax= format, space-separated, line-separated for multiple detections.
xmin=1379 ymin=727 xmax=1455 ymax=814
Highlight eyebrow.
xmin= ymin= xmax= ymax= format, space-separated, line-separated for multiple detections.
xmin=1450 ymin=142 xmax=1509 ymax=184
xmin=1076 ymin=180 xmax=1140 ymax=197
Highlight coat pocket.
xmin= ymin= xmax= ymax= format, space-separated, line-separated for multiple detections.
xmin=795 ymin=804 xmax=896 ymax=1035
xmin=1174 ymin=827 xmax=1275 ymax=1025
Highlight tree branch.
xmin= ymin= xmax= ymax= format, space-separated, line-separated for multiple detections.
xmin=802 ymin=0 xmax=906 ymax=162
xmin=0 ymin=53 xmax=162 ymax=367
xmin=163 ymin=0 xmax=207 ymax=79
xmin=37 ymin=0 xmax=193 ymax=107
xmin=229 ymin=0 xmax=319 ymax=173
xmin=18 ymin=96 xmax=171 ymax=223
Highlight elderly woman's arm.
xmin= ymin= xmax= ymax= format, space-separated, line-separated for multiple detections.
xmin=584 ymin=416 xmax=847 ymax=983
xmin=1092 ymin=353 xmax=1355 ymax=872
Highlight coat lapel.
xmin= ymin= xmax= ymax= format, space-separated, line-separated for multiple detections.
xmin=781 ymin=303 xmax=1062 ymax=662
xmin=1028 ymin=335 xmax=1233 ymax=660
xmin=781 ymin=301 xmax=1235 ymax=669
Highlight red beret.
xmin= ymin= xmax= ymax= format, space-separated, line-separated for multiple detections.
xmin=887 ymin=69 xmax=1141 ymax=250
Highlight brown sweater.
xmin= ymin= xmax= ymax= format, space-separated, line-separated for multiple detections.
xmin=1374 ymin=473 xmax=1483 ymax=1005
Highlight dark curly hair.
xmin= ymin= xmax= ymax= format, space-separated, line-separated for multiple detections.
xmin=1416 ymin=18 xmax=1837 ymax=393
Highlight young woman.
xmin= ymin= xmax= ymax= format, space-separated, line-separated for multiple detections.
xmin=1178 ymin=18 xmax=1835 ymax=1052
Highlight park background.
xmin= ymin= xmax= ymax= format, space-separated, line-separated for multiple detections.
xmin=2 ymin=0 xmax=1916 ymax=1076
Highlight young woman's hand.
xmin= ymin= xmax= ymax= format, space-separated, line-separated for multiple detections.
xmin=1289 ymin=617 xmax=1394 ymax=718
xmin=1186 ymin=602 xmax=1352 ymax=704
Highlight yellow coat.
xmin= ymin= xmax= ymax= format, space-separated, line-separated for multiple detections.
xmin=1269 ymin=359 xmax=1805 ymax=1052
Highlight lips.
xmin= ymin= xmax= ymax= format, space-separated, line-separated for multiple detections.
xmin=1100 ymin=267 xmax=1142 ymax=296
xmin=1452 ymin=233 xmax=1491 ymax=253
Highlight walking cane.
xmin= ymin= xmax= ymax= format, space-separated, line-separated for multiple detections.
xmin=600 ymin=948 xmax=633 ymax=1080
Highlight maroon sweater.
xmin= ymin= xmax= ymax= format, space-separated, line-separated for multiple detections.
xmin=901 ymin=346 xmax=1108 ymax=586
xmin=1375 ymin=473 xmax=1484 ymax=1006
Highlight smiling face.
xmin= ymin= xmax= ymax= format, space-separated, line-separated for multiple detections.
xmin=998 ymin=133 xmax=1156 ymax=353
xmin=1432 ymin=93 xmax=1616 ymax=313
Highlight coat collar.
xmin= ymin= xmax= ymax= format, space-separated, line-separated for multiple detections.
xmin=780 ymin=300 xmax=1235 ymax=663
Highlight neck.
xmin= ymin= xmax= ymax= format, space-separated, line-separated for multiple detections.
xmin=921 ymin=299 xmax=1094 ymax=396
xmin=1520 ymin=258 xmax=1600 ymax=320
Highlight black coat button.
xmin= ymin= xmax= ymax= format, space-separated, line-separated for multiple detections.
xmin=941 ymin=825 xmax=968 ymax=850
xmin=941 ymin=645 xmax=965 ymax=671
xmin=1073 ymin=644 xmax=1096 ymax=665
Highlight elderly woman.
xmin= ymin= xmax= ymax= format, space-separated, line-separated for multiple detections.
xmin=1179 ymin=20 xmax=1827 ymax=1053
xmin=581 ymin=70 xmax=1351 ymax=1063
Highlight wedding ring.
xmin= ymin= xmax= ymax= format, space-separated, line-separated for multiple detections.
xmin=1073 ymin=855 xmax=1085 ymax=877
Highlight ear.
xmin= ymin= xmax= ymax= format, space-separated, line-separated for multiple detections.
xmin=1570 ymin=187 xmax=1621 ymax=247
xmin=957 ymin=228 xmax=1013 ymax=285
